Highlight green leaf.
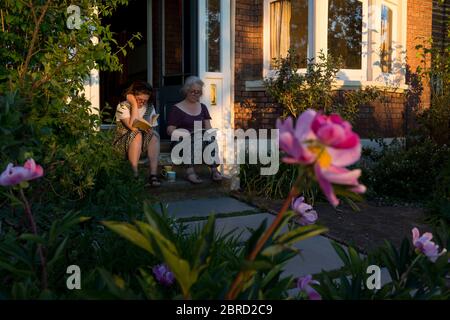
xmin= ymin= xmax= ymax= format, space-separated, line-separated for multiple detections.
xmin=143 ymin=201 xmax=177 ymax=243
xmin=0 ymin=259 xmax=34 ymax=277
xmin=47 ymin=236 xmax=69 ymax=269
xmin=18 ymin=233 xmax=46 ymax=245
xmin=240 ymin=259 xmax=273 ymax=271
xmin=244 ymin=219 xmax=268 ymax=256
xmin=276 ymin=224 xmax=328 ymax=246
xmin=192 ymin=215 xmax=215 ymax=270
xmin=331 ymin=241 xmax=351 ymax=266
xmin=102 ymin=221 xmax=154 ymax=254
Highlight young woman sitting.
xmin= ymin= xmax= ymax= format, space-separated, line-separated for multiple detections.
xmin=113 ymin=80 xmax=161 ymax=186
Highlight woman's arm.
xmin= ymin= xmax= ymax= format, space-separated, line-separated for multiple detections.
xmin=120 ymin=118 xmax=137 ymax=131
xmin=126 ymin=94 xmax=139 ymax=128
xmin=167 ymin=125 xmax=177 ymax=136
xmin=203 ymin=119 xmax=212 ymax=130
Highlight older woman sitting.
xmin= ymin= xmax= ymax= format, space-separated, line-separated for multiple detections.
xmin=167 ymin=76 xmax=222 ymax=184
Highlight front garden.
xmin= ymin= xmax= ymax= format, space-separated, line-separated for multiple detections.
xmin=0 ymin=0 xmax=449 ymax=300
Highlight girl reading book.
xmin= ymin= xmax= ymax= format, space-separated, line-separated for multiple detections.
xmin=113 ymin=80 xmax=161 ymax=186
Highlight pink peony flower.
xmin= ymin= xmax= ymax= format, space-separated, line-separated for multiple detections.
xmin=277 ymin=110 xmax=366 ymax=207
xmin=412 ymin=228 xmax=447 ymax=263
xmin=297 ymin=274 xmax=321 ymax=300
xmin=152 ymin=264 xmax=175 ymax=286
xmin=291 ymin=196 xmax=318 ymax=225
xmin=0 ymin=159 xmax=44 ymax=186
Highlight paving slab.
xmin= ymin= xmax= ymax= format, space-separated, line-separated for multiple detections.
xmin=185 ymin=212 xmax=348 ymax=279
xmin=185 ymin=213 xmax=275 ymax=240
xmin=157 ymin=196 xmax=258 ymax=218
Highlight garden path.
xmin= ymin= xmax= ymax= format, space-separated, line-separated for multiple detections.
xmin=157 ymin=196 xmax=345 ymax=279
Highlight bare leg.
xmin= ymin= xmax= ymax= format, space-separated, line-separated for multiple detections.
xmin=186 ymin=166 xmax=202 ymax=184
xmin=147 ymin=135 xmax=160 ymax=176
xmin=210 ymin=166 xmax=223 ymax=181
xmin=128 ymin=132 xmax=142 ymax=177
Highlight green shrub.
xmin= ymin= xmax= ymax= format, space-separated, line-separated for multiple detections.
xmin=361 ymin=138 xmax=450 ymax=202
xmin=0 ymin=0 xmax=141 ymax=202
xmin=264 ymin=49 xmax=382 ymax=123
xmin=317 ymin=234 xmax=449 ymax=300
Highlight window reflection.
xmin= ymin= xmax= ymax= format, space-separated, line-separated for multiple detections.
xmin=207 ymin=0 xmax=221 ymax=72
xmin=381 ymin=5 xmax=393 ymax=73
xmin=328 ymin=0 xmax=363 ymax=69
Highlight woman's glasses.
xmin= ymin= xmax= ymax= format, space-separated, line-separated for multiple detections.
xmin=189 ymin=90 xmax=202 ymax=95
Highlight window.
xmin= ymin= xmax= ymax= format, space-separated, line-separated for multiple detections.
xmin=328 ymin=0 xmax=363 ymax=70
xmin=270 ymin=0 xmax=308 ymax=67
xmin=264 ymin=0 xmax=407 ymax=84
xmin=206 ymin=0 xmax=221 ymax=72
xmin=381 ymin=4 xmax=393 ymax=73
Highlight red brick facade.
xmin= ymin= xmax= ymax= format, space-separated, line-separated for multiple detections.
xmin=234 ymin=0 xmax=434 ymax=138
xmin=407 ymin=0 xmax=433 ymax=109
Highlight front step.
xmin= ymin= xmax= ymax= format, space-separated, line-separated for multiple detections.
xmin=139 ymin=140 xmax=235 ymax=201
xmin=148 ymin=174 xmax=232 ymax=202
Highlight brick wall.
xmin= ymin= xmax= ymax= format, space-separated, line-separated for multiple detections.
xmin=432 ymin=0 xmax=449 ymax=52
xmin=406 ymin=0 xmax=434 ymax=109
xmin=233 ymin=0 xmax=434 ymax=138
xmin=234 ymin=0 xmax=281 ymax=130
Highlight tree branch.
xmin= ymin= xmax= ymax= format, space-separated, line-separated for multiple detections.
xmin=19 ymin=0 xmax=52 ymax=85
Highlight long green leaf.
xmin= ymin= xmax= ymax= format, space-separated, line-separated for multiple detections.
xmin=102 ymin=221 xmax=154 ymax=255
xmin=192 ymin=215 xmax=215 ymax=270
xmin=276 ymin=225 xmax=328 ymax=245
xmin=47 ymin=237 xmax=69 ymax=269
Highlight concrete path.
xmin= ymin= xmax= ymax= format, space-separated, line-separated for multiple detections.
xmin=161 ymin=196 xmax=345 ymax=279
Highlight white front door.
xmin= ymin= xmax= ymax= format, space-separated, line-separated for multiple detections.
xmin=198 ymin=0 xmax=233 ymax=176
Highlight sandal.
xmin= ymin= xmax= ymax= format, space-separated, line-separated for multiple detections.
xmin=211 ymin=169 xmax=223 ymax=182
xmin=148 ymin=174 xmax=161 ymax=187
xmin=186 ymin=172 xmax=203 ymax=184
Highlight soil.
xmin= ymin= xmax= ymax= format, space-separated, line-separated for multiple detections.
xmin=230 ymin=192 xmax=431 ymax=253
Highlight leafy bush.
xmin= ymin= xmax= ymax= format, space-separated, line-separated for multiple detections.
xmin=316 ymin=226 xmax=449 ymax=300
xmin=102 ymin=202 xmax=327 ymax=299
xmin=0 ymin=0 xmax=141 ymax=202
xmin=361 ymin=138 xmax=450 ymax=202
xmin=240 ymin=161 xmax=320 ymax=203
xmin=264 ymin=49 xmax=381 ymax=123
xmin=415 ymin=37 xmax=450 ymax=146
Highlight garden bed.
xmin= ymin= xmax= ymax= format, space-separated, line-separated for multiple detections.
xmin=231 ymin=192 xmax=430 ymax=253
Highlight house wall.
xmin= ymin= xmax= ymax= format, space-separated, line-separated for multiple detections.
xmin=432 ymin=0 xmax=449 ymax=51
xmin=233 ymin=0 xmax=434 ymax=138
xmin=406 ymin=0 xmax=433 ymax=109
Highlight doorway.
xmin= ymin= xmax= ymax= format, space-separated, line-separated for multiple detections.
xmin=99 ymin=0 xmax=198 ymax=140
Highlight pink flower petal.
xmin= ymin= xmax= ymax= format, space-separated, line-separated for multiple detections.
xmin=295 ymin=109 xmax=317 ymax=141
xmin=412 ymin=228 xmax=420 ymax=243
xmin=315 ymin=165 xmax=339 ymax=207
xmin=328 ymin=145 xmax=361 ymax=167
xmin=316 ymin=124 xmax=346 ymax=146
xmin=333 ymin=132 xmax=360 ymax=149
xmin=320 ymin=166 xmax=362 ymax=186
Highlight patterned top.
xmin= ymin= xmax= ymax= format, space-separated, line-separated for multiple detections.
xmin=115 ymin=101 xmax=158 ymax=127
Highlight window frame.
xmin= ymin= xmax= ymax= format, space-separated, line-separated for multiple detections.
xmin=263 ymin=0 xmax=407 ymax=85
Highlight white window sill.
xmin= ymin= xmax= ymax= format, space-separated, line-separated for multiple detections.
xmin=245 ymin=79 xmax=409 ymax=93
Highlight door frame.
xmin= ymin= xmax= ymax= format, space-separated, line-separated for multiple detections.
xmin=198 ymin=0 xmax=233 ymax=173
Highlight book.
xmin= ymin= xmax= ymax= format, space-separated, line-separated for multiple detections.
xmin=132 ymin=114 xmax=159 ymax=130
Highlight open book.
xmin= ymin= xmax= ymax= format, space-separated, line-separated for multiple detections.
xmin=132 ymin=114 xmax=159 ymax=130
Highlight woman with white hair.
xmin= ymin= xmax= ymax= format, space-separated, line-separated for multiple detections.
xmin=167 ymin=76 xmax=222 ymax=184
